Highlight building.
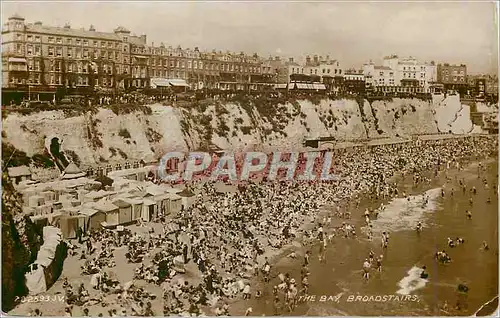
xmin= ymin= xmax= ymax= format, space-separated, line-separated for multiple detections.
xmin=342 ymin=69 xmax=365 ymax=94
xmin=363 ymin=55 xmax=437 ymax=94
xmin=436 ymin=63 xmax=468 ymax=94
xmin=2 ymin=14 xmax=149 ymax=104
xmin=2 ymin=14 xmax=271 ymax=104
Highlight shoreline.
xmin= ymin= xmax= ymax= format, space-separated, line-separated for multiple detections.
xmin=228 ymin=155 xmax=498 ymax=316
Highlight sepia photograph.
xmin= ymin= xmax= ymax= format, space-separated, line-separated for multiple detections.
xmin=1 ymin=1 xmax=499 ymax=316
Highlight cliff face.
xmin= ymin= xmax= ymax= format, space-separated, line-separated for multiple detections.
xmin=2 ymin=174 xmax=43 ymax=312
xmin=1 ymin=96 xmax=484 ymax=167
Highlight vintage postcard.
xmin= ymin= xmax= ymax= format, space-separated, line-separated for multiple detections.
xmin=1 ymin=1 xmax=498 ymax=316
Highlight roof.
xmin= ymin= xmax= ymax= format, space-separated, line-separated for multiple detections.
xmin=150 ymin=78 xmax=189 ymax=87
xmin=78 ymin=208 xmax=99 ymax=217
xmin=64 ymin=162 xmax=82 ymax=174
xmin=9 ymin=13 xmax=24 ymax=20
xmin=7 ymin=165 xmax=31 ymax=177
xmin=112 ymin=198 xmax=132 ymax=208
xmin=93 ymin=200 xmax=119 ymax=213
xmin=114 ymin=26 xmax=130 ymax=33
xmin=178 ymin=188 xmax=195 ymax=197
xmin=143 ymin=198 xmax=156 ymax=206
xmin=374 ymin=66 xmax=392 ymax=70
xmin=26 ymin=24 xmax=123 ymax=41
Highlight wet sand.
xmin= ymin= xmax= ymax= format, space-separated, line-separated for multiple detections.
xmin=234 ymin=159 xmax=498 ymax=316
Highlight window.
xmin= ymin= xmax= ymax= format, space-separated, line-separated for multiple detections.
xmin=27 ymin=35 xmax=33 ymax=41
xmin=389 ymin=72 xmax=394 ymax=77
xmin=327 ymin=69 xmax=330 ymax=74
xmin=76 ymin=39 xmax=81 ymax=45
xmin=123 ymin=37 xmax=128 ymax=42
xmin=83 ymin=39 xmax=88 ymax=46
xmin=108 ymin=42 xmax=113 ymax=48
xmin=379 ymin=72 xmax=384 ymax=76
xmin=188 ymin=61 xmax=192 ymax=68
xmin=101 ymin=41 xmax=105 ymax=47
xmin=83 ymin=49 xmax=89 ymax=58
xmin=56 ymin=37 xmax=62 ymax=44
xmin=34 ymin=60 xmax=40 ymax=71
xmin=48 ymin=36 xmax=54 ymax=43
xmin=199 ymin=61 xmax=203 ymax=69
xmin=67 ymin=48 xmax=72 ymax=57
xmin=35 ymin=35 xmax=40 ymax=42
xmin=48 ymin=46 xmax=54 ymax=56
xmin=322 ymin=69 xmax=325 ymax=74
xmin=50 ymin=74 xmax=55 ymax=84
xmin=28 ymin=60 xmax=34 ymax=70
xmin=403 ymin=67 xmax=406 ymax=71
xmin=194 ymin=61 xmax=198 ymax=69
xmin=93 ymin=41 xmax=98 ymax=47
xmin=27 ymin=45 xmax=33 ymax=55
xmin=67 ymin=38 xmax=72 ymax=45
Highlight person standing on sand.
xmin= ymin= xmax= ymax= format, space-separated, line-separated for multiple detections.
xmin=376 ymin=255 xmax=383 ymax=272
xmin=363 ymin=259 xmax=371 ymax=280
xmin=304 ymin=251 xmax=311 ymax=266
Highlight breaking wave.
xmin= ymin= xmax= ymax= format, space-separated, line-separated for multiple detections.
xmin=396 ymin=266 xmax=428 ymax=295
xmin=369 ymin=188 xmax=441 ymax=233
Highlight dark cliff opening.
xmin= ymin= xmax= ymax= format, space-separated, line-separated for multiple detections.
xmin=49 ymin=137 xmax=69 ymax=171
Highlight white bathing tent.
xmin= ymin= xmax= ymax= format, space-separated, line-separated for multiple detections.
xmin=93 ymin=199 xmax=120 ymax=227
xmin=25 ymin=227 xmax=62 ymax=295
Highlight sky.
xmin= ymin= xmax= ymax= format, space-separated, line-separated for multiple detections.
xmin=2 ymin=1 xmax=499 ymax=74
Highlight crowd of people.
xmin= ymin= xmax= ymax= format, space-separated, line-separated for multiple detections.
xmin=25 ymin=135 xmax=497 ymax=317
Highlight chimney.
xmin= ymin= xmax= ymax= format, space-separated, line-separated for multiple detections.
xmin=319 ymin=56 xmax=323 ymax=62
xmin=274 ymin=56 xmax=279 ymax=61
xmin=326 ymin=55 xmax=330 ymax=61
xmin=34 ymin=21 xmax=42 ymax=26
xmin=89 ymin=25 xmax=95 ymax=31
xmin=64 ymin=23 xmax=71 ymax=29
xmin=313 ymin=55 xmax=318 ymax=64
xmin=140 ymin=34 xmax=147 ymax=44
xmin=289 ymin=57 xmax=294 ymax=63
xmin=306 ymin=55 xmax=311 ymax=65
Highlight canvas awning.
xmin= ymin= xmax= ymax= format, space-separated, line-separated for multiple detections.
xmin=273 ymin=83 xmax=287 ymax=89
xmin=8 ymin=57 xmax=27 ymax=63
xmin=296 ymin=83 xmax=309 ymax=89
xmin=313 ymin=83 xmax=326 ymax=90
xmin=168 ymin=79 xmax=190 ymax=87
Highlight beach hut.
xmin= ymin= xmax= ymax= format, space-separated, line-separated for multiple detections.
xmin=167 ymin=193 xmax=182 ymax=214
xmin=112 ymin=198 xmax=133 ymax=225
xmin=79 ymin=208 xmax=105 ymax=231
xmin=58 ymin=215 xmax=79 ymax=239
xmin=124 ymin=197 xmax=144 ymax=222
xmin=93 ymin=200 xmax=120 ymax=227
xmin=177 ymin=188 xmax=196 ymax=210
xmin=141 ymin=198 xmax=157 ymax=222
